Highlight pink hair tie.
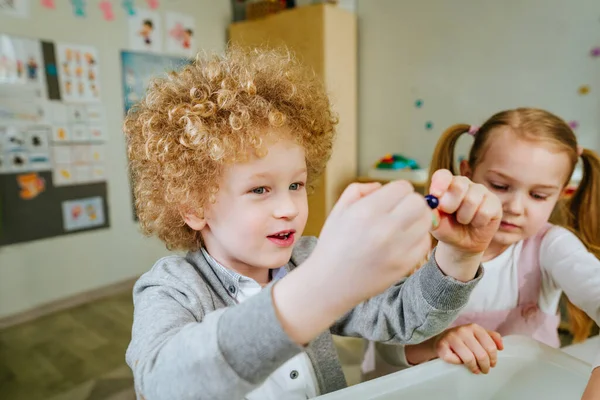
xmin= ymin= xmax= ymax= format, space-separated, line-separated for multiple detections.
xmin=577 ymin=145 xmax=584 ymax=156
xmin=467 ymin=125 xmax=480 ymax=136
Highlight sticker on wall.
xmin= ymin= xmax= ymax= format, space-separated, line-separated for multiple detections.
xmin=146 ymin=0 xmax=159 ymax=9
xmin=128 ymin=8 xmax=163 ymax=53
xmin=17 ymin=172 xmax=46 ymax=200
xmin=591 ymin=46 xmax=600 ymax=58
xmin=123 ymin=0 xmax=136 ymax=15
xmin=578 ymin=85 xmax=591 ymax=95
xmin=0 ymin=0 xmax=30 ymax=18
xmin=425 ymin=121 xmax=434 ymax=130
xmin=56 ymin=43 xmax=101 ymax=103
xmin=414 ymin=99 xmax=423 ymax=108
xmin=165 ymin=11 xmax=196 ymax=56
xmin=62 ymin=196 xmax=105 ymax=231
xmin=99 ymin=0 xmax=114 ymax=21
xmin=40 ymin=0 xmax=55 ymax=9
xmin=70 ymin=0 xmax=86 ymax=17
xmin=568 ymin=120 xmax=579 ymax=130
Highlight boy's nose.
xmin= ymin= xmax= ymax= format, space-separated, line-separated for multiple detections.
xmin=273 ymin=195 xmax=299 ymax=220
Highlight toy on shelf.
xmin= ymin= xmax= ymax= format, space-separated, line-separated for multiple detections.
xmin=367 ymin=153 xmax=429 ymax=186
xmin=374 ymin=153 xmax=420 ymax=170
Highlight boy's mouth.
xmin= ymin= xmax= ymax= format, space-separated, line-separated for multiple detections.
xmin=267 ymin=230 xmax=296 ymax=247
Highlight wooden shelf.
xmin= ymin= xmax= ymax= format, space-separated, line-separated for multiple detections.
xmin=229 ymin=4 xmax=357 ymax=236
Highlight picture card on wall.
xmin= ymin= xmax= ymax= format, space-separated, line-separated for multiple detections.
xmin=128 ymin=9 xmax=163 ymax=53
xmin=50 ymin=143 xmax=106 ymax=186
xmin=88 ymin=124 xmax=107 ymax=142
xmin=52 ymin=164 xmax=74 ymax=185
xmin=90 ymin=164 xmax=106 ymax=182
xmin=70 ymin=124 xmax=90 ymax=142
xmin=52 ymin=125 xmax=70 ymax=142
xmin=47 ymin=101 xmax=69 ymax=124
xmin=0 ymin=34 xmax=46 ymax=98
xmin=165 ymin=12 xmax=196 ymax=57
xmin=67 ymin=104 xmax=88 ymax=123
xmin=0 ymin=125 xmax=51 ymax=174
xmin=0 ymin=99 xmax=47 ymax=125
xmin=62 ymin=196 xmax=105 ymax=231
xmin=85 ymin=104 xmax=104 ymax=123
xmin=24 ymin=127 xmax=51 ymax=170
xmin=56 ymin=43 xmax=101 ymax=103
xmin=121 ymin=50 xmax=190 ymax=114
xmin=52 ymin=145 xmax=71 ymax=164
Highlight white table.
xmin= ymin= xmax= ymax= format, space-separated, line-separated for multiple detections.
xmin=562 ymin=335 xmax=600 ymax=367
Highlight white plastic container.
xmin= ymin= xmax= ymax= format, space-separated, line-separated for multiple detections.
xmin=316 ymin=336 xmax=592 ymax=400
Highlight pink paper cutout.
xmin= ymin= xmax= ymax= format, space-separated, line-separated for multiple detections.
xmin=146 ymin=0 xmax=159 ymax=9
xmin=41 ymin=0 xmax=56 ymax=9
xmin=99 ymin=0 xmax=115 ymax=21
xmin=169 ymin=22 xmax=185 ymax=40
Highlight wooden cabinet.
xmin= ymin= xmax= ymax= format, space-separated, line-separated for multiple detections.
xmin=229 ymin=4 xmax=357 ymax=236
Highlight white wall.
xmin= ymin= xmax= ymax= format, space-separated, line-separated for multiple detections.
xmin=0 ymin=1 xmax=231 ymax=318
xmin=357 ymin=0 xmax=600 ymax=174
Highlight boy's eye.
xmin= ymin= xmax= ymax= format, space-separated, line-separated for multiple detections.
xmin=289 ymin=182 xmax=305 ymax=191
xmin=251 ymin=187 xmax=267 ymax=194
xmin=531 ymin=193 xmax=549 ymax=201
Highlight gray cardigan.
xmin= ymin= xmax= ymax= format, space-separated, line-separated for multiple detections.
xmin=126 ymin=236 xmax=482 ymax=400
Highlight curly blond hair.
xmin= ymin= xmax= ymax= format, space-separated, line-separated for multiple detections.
xmin=124 ymin=46 xmax=337 ymax=251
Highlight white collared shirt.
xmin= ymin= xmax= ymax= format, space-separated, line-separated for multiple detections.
xmin=201 ymin=249 xmax=320 ymax=399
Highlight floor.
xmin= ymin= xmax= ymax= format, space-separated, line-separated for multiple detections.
xmin=0 ymin=291 xmax=137 ymax=400
xmin=0 ymin=290 xmax=366 ymax=400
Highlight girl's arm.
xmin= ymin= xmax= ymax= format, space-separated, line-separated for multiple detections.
xmin=582 ymin=367 xmax=600 ymax=400
xmin=540 ymin=226 xmax=600 ymax=324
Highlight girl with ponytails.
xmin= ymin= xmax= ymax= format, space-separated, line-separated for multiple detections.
xmin=363 ymin=108 xmax=600 ymax=391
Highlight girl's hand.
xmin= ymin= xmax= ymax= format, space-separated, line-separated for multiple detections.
xmin=435 ymin=323 xmax=504 ymax=374
xmin=430 ymin=169 xmax=502 ymax=255
xmin=428 ymin=169 xmax=502 ymax=281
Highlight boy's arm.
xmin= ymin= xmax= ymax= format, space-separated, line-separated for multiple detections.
xmin=126 ymin=263 xmax=303 ymax=400
xmin=330 ymin=248 xmax=482 ymax=344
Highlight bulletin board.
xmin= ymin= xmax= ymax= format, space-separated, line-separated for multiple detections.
xmin=0 ymin=1 xmax=200 ymax=243
xmin=0 ymin=0 xmax=229 ymax=321
xmin=0 ymin=33 xmax=109 ymax=245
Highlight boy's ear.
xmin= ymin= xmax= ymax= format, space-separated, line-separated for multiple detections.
xmin=459 ymin=159 xmax=472 ymax=178
xmin=182 ymin=208 xmax=206 ymax=231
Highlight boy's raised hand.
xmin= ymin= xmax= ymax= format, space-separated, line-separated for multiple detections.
xmin=314 ymin=180 xmax=434 ymax=302
xmin=274 ymin=180 xmax=436 ymax=345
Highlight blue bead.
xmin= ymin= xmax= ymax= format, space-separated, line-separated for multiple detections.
xmin=425 ymin=194 xmax=439 ymax=209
